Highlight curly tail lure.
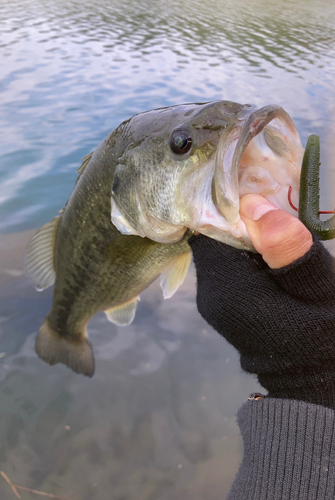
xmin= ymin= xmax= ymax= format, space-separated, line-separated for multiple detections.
xmin=288 ymin=134 xmax=335 ymax=240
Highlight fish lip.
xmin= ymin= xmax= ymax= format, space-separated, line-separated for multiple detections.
xmin=231 ymin=104 xmax=298 ymax=178
xmin=213 ymin=104 xmax=300 ymax=222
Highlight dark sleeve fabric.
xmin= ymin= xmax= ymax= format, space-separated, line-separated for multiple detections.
xmin=227 ymin=398 xmax=335 ymax=500
xmin=188 ymin=235 xmax=335 ymax=409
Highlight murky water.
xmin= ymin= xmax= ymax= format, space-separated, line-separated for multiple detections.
xmin=1 ymin=0 xmax=335 ymax=498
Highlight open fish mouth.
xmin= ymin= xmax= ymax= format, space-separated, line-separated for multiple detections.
xmin=198 ymin=105 xmax=304 ymax=247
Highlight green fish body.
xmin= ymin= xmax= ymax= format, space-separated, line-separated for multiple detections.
xmin=25 ymin=101 xmax=304 ymax=376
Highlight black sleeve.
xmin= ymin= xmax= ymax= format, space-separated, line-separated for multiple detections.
xmin=189 ymin=234 xmax=335 ymax=409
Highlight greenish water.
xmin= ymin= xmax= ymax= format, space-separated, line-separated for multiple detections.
xmin=0 ymin=0 xmax=334 ymax=498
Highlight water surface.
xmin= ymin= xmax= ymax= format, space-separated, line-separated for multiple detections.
xmin=0 ymin=0 xmax=335 ymax=498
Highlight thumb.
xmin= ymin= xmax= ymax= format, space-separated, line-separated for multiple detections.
xmin=240 ymin=194 xmax=313 ymax=269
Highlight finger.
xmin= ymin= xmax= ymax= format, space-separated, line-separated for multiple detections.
xmin=240 ymin=194 xmax=313 ymax=269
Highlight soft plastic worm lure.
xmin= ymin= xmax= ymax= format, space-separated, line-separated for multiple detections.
xmin=288 ymin=134 xmax=335 ymax=240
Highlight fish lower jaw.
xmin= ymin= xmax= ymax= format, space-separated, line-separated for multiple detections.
xmin=230 ymin=219 xmax=248 ymax=239
xmin=237 ymin=164 xmax=300 ymax=219
xmin=197 ymin=224 xmax=252 ymax=249
xmin=265 ymin=187 xmax=299 ymax=217
xmin=195 ymin=216 xmax=252 ymax=248
xmin=239 ymin=183 xmax=299 ymax=218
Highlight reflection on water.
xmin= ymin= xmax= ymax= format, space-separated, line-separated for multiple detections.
xmin=1 ymin=0 xmax=335 ymax=233
xmin=0 ymin=0 xmax=335 ymax=498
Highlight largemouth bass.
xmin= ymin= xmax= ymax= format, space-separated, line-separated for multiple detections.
xmin=25 ymin=100 xmax=304 ymax=376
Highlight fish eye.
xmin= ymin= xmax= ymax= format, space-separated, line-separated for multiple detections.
xmin=170 ymin=130 xmax=193 ymax=154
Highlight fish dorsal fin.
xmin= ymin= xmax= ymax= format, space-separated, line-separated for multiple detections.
xmin=24 ymin=216 xmax=60 ymax=291
xmin=105 ymin=296 xmax=140 ymax=326
xmin=160 ymin=252 xmax=192 ymax=299
xmin=76 ymin=152 xmax=94 ymax=181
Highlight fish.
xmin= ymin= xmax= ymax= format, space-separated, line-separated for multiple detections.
xmin=24 ymin=100 xmax=304 ymax=377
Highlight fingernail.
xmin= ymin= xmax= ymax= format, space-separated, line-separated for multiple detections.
xmin=240 ymin=195 xmax=279 ymax=221
xmin=252 ymin=201 xmax=279 ymax=221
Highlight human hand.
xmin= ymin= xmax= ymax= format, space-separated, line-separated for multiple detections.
xmin=189 ymin=196 xmax=335 ymax=408
xmin=239 ymin=193 xmax=313 ymax=268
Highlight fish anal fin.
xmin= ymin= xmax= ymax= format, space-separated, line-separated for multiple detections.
xmin=35 ymin=319 xmax=95 ymax=377
xmin=105 ymin=296 xmax=140 ymax=326
xmin=24 ymin=216 xmax=60 ymax=291
xmin=160 ymin=251 xmax=192 ymax=299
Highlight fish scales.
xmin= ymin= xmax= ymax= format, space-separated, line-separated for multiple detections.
xmin=25 ymin=101 xmax=304 ymax=376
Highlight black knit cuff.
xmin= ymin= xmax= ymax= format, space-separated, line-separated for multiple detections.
xmin=269 ymin=236 xmax=335 ymax=303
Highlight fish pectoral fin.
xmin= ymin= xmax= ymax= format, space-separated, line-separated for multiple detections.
xmin=160 ymin=251 xmax=192 ymax=299
xmin=24 ymin=215 xmax=60 ymax=291
xmin=35 ymin=319 xmax=95 ymax=377
xmin=105 ymin=296 xmax=140 ymax=326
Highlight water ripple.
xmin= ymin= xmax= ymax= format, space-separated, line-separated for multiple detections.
xmin=0 ymin=0 xmax=334 ymax=233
